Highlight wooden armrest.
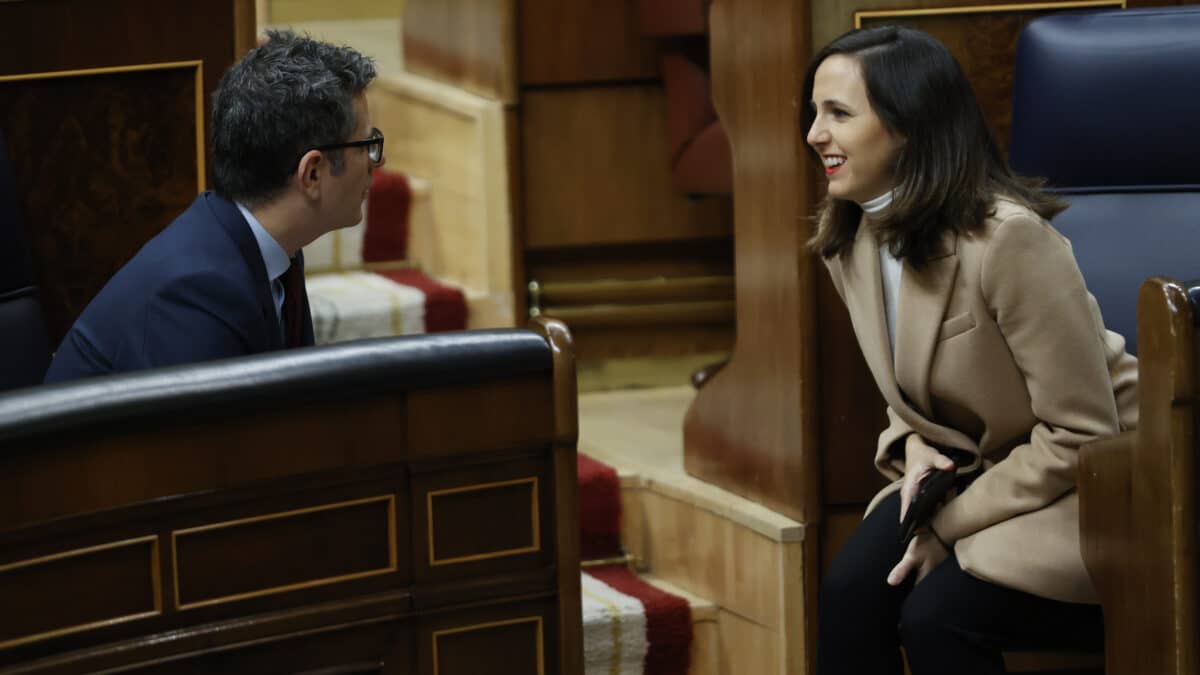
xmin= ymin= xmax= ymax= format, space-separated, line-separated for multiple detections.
xmin=1078 ymin=429 xmax=1136 ymax=595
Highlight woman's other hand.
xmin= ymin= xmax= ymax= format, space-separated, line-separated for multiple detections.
xmin=898 ymin=434 xmax=956 ymax=523
xmin=887 ymin=530 xmax=949 ymax=586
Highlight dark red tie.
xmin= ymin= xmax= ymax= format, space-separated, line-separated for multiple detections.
xmin=281 ymin=257 xmax=305 ymax=348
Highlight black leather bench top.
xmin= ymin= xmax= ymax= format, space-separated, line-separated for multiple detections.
xmin=0 ymin=329 xmax=553 ymax=443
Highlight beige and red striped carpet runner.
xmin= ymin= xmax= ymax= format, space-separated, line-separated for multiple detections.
xmin=579 ymin=455 xmax=692 ymax=675
xmin=305 ymin=170 xmax=467 ymax=343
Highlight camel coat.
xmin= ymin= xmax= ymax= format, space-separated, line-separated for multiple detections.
xmin=825 ymin=198 xmax=1138 ymax=604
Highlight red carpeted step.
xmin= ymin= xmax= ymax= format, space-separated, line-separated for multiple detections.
xmin=363 ymin=168 xmax=467 ymax=333
xmin=587 ymin=565 xmax=693 ymax=675
xmin=363 ymin=169 xmax=412 ymax=262
xmin=375 ymin=268 xmax=467 ymax=332
xmin=578 ymin=453 xmax=623 ymax=560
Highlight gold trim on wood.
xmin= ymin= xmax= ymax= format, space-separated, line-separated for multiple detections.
xmin=171 ymin=495 xmax=398 ymax=611
xmin=854 ymin=0 xmax=1125 ymax=27
xmin=0 ymin=536 xmax=161 ymax=650
xmin=427 ymin=477 xmax=541 ymax=566
xmin=432 ymin=616 xmax=545 ymax=675
xmin=0 ymin=60 xmax=208 ymax=193
xmin=194 ymin=62 xmax=206 ymax=193
xmin=580 ymin=553 xmax=638 ymax=569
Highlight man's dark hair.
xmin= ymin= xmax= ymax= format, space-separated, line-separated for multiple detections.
xmin=210 ymin=30 xmax=377 ymax=207
xmin=801 ymin=26 xmax=1065 ymax=267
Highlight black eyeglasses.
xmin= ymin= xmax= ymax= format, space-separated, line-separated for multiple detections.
xmin=312 ymin=127 xmax=385 ymax=164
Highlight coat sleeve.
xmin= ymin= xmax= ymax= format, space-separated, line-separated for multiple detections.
xmin=874 ymin=405 xmax=913 ymax=481
xmin=931 ymin=213 xmax=1122 ymax=543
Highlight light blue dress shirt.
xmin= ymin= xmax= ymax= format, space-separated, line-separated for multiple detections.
xmin=236 ymin=202 xmax=291 ymax=322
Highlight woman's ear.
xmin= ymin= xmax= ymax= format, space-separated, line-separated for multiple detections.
xmin=296 ymin=150 xmax=324 ymax=199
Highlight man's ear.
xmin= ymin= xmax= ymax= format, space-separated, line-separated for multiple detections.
xmin=296 ymin=150 xmax=324 ymax=199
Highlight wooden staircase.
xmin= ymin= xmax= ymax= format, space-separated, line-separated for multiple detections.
xmin=579 ymin=386 xmax=808 ymax=675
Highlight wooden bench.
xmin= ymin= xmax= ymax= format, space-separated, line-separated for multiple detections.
xmin=1080 ymin=278 xmax=1200 ymax=675
xmin=0 ymin=318 xmax=581 ymax=674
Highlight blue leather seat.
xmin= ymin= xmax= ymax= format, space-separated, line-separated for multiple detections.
xmin=0 ymin=129 xmax=51 ymax=390
xmin=1009 ymin=7 xmax=1200 ymax=355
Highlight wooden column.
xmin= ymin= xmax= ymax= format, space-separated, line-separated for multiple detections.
xmin=682 ymin=0 xmax=820 ymax=523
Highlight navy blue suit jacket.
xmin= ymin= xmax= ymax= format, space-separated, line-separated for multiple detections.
xmin=44 ymin=192 xmax=314 ymax=383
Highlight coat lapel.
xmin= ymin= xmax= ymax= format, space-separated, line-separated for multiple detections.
xmin=205 ymin=192 xmax=286 ymax=350
xmin=840 ymin=220 xmax=905 ymax=408
xmin=894 ymin=231 xmax=959 ymax=417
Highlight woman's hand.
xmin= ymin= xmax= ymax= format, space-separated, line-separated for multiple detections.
xmin=887 ymin=530 xmax=949 ymax=586
xmin=898 ymin=434 xmax=956 ymax=523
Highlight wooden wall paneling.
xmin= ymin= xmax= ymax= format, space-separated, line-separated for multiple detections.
xmin=524 ymin=240 xmax=733 ymax=284
xmin=0 ymin=63 xmax=204 ymax=345
xmin=366 ymin=72 xmax=518 ymax=327
xmin=402 ymin=0 xmax=518 ymax=103
xmin=0 ymin=536 xmax=160 ymax=652
xmin=522 ymin=86 xmax=731 ymax=250
xmin=409 ymin=458 xmax=554 ymax=588
xmin=682 ymin=0 xmax=820 ymax=523
xmin=571 ymin=324 xmax=735 ymax=360
xmin=519 ymin=0 xmax=660 ymax=85
xmin=0 ymin=0 xmax=250 ymax=343
xmin=417 ymin=599 xmax=556 ymax=675
xmin=118 ymin=618 xmax=412 ymax=674
xmin=507 ymin=108 xmax=529 ymax=323
xmin=234 ymin=0 xmax=259 ymax=55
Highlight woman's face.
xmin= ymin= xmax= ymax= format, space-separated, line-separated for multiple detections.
xmin=807 ymin=54 xmax=905 ymax=205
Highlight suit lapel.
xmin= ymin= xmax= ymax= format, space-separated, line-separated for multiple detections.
xmin=894 ymin=231 xmax=959 ymax=417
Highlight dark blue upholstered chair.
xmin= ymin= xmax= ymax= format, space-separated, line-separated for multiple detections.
xmin=1010 ymin=7 xmax=1200 ymax=355
xmin=0 ymin=129 xmax=51 ymax=390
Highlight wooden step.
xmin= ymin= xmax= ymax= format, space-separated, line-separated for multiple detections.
xmin=580 ymin=387 xmax=809 ymax=675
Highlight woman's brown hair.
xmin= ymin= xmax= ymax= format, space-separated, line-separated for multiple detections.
xmin=801 ymin=26 xmax=1065 ymax=267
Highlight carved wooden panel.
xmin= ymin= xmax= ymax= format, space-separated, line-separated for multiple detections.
xmin=0 ymin=0 xmax=252 ymax=345
xmin=403 ymin=0 xmax=519 ymax=102
xmin=522 ymin=86 xmax=731 ymax=250
xmin=433 ymin=617 xmax=543 ymax=675
xmin=172 ymin=496 xmax=397 ymax=610
xmin=854 ymin=0 xmax=1125 ymax=153
xmin=411 ymin=459 xmax=553 ymax=585
xmin=427 ymin=478 xmax=539 ymax=565
xmin=0 ymin=536 xmax=160 ymax=650
xmin=519 ymin=0 xmax=660 ymax=85
xmin=419 ymin=601 xmax=553 ymax=675
xmin=121 ymin=619 xmax=411 ymax=674
xmin=0 ymin=63 xmax=202 ymax=345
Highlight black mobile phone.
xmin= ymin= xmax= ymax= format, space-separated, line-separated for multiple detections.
xmin=898 ymin=467 xmax=957 ymax=547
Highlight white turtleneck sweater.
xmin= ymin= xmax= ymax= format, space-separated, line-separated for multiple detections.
xmin=862 ymin=191 xmax=901 ymax=357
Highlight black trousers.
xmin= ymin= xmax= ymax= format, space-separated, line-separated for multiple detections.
xmin=817 ymin=491 xmax=1104 ymax=675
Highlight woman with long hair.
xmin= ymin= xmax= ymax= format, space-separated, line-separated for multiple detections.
xmin=804 ymin=26 xmax=1137 ymax=674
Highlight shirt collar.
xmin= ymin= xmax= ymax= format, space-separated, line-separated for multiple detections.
xmin=236 ymin=202 xmax=291 ymax=282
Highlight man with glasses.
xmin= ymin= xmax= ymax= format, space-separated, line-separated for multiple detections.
xmin=45 ymin=31 xmax=384 ymax=382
